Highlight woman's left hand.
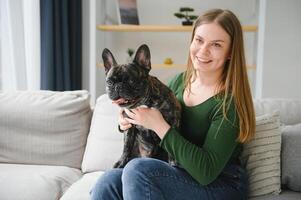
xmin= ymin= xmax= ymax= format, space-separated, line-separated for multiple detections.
xmin=123 ymin=107 xmax=171 ymax=139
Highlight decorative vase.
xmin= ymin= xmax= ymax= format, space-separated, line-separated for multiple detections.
xmin=182 ymin=21 xmax=193 ymax=26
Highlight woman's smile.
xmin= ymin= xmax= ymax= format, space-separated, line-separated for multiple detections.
xmin=196 ymin=56 xmax=212 ymax=64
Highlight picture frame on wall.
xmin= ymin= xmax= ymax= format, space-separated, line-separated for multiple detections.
xmin=117 ymin=0 xmax=139 ymax=25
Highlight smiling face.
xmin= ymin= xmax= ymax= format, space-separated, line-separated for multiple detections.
xmin=190 ymin=23 xmax=231 ymax=76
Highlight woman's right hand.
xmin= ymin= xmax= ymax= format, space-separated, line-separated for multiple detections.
xmin=118 ymin=109 xmax=132 ymax=131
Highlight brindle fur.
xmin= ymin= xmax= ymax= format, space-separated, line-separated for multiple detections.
xmin=102 ymin=44 xmax=181 ymax=168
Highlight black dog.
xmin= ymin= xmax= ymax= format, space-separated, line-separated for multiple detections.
xmin=102 ymin=44 xmax=181 ymax=168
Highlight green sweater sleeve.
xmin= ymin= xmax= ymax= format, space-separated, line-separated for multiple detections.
xmin=160 ymin=98 xmax=239 ymax=185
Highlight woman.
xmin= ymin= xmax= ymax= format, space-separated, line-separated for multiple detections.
xmin=91 ymin=8 xmax=255 ymax=200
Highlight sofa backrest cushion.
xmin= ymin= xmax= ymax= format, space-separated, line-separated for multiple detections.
xmin=252 ymin=98 xmax=301 ymax=194
xmin=253 ymin=99 xmax=301 ymax=125
xmin=81 ymin=94 xmax=123 ymax=173
xmin=281 ymin=123 xmax=301 ymax=192
xmin=0 ymin=90 xmax=92 ymax=169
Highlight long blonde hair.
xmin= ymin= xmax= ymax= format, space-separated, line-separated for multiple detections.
xmin=185 ymin=9 xmax=255 ymax=143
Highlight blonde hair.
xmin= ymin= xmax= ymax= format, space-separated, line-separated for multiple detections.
xmin=185 ymin=9 xmax=255 ymax=143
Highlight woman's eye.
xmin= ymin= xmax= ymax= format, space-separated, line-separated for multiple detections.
xmin=213 ymin=43 xmax=222 ymax=48
xmin=195 ymin=38 xmax=202 ymax=43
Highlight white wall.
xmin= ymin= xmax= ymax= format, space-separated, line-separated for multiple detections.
xmin=83 ymin=0 xmax=259 ymax=103
xmin=82 ymin=0 xmax=90 ymax=99
xmin=82 ymin=0 xmax=107 ymax=105
xmin=256 ymin=0 xmax=301 ymax=98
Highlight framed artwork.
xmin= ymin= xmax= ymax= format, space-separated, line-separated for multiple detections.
xmin=117 ymin=0 xmax=139 ymax=25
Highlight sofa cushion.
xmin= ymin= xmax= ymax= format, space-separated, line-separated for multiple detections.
xmin=253 ymin=99 xmax=301 ymax=125
xmin=60 ymin=171 xmax=104 ymax=200
xmin=81 ymin=94 xmax=123 ymax=173
xmin=249 ymin=190 xmax=301 ymax=200
xmin=0 ymin=163 xmax=82 ymax=200
xmin=241 ymin=111 xmax=281 ymax=197
xmin=281 ymin=123 xmax=301 ymax=192
xmin=0 ymin=90 xmax=92 ymax=168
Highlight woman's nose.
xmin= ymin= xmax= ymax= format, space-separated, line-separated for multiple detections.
xmin=198 ymin=43 xmax=210 ymax=55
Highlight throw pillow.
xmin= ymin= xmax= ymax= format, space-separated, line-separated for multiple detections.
xmin=81 ymin=94 xmax=123 ymax=173
xmin=281 ymin=123 xmax=301 ymax=192
xmin=240 ymin=111 xmax=281 ymax=197
xmin=0 ymin=90 xmax=92 ymax=169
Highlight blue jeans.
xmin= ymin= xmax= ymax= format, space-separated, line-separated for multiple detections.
xmin=90 ymin=158 xmax=248 ymax=200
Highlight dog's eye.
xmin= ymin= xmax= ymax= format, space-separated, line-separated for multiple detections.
xmin=107 ymin=80 xmax=114 ymax=86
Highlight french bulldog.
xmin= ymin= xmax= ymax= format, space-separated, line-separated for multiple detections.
xmin=102 ymin=44 xmax=181 ymax=168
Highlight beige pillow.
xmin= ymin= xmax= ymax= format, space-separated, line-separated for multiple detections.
xmin=0 ymin=90 xmax=92 ymax=168
xmin=81 ymin=94 xmax=124 ymax=173
xmin=240 ymin=111 xmax=281 ymax=197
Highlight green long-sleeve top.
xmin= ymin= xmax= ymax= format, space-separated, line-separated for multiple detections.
xmin=160 ymin=72 xmax=242 ymax=186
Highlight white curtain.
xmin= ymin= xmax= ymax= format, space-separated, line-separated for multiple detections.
xmin=0 ymin=0 xmax=40 ymax=90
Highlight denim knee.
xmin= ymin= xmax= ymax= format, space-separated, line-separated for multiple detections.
xmin=122 ymin=158 xmax=148 ymax=182
xmin=122 ymin=158 xmax=164 ymax=199
xmin=90 ymin=169 xmax=123 ymax=200
xmin=122 ymin=158 xmax=169 ymax=183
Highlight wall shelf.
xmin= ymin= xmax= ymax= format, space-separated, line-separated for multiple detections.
xmin=97 ymin=25 xmax=258 ymax=32
xmin=96 ymin=25 xmax=257 ymax=71
xmin=96 ymin=63 xmax=256 ymax=70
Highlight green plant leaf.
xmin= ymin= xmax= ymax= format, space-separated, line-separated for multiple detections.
xmin=179 ymin=7 xmax=194 ymax=12
xmin=174 ymin=13 xmax=185 ymax=19
xmin=189 ymin=15 xmax=198 ymax=20
xmin=127 ymin=48 xmax=134 ymax=57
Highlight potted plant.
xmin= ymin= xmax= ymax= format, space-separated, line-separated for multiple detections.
xmin=126 ymin=48 xmax=135 ymax=63
xmin=174 ymin=7 xmax=198 ymax=26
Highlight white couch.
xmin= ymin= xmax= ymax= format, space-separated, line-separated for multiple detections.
xmin=0 ymin=90 xmax=300 ymax=200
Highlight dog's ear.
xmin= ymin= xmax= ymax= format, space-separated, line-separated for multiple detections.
xmin=133 ymin=44 xmax=151 ymax=72
xmin=102 ymin=48 xmax=117 ymax=74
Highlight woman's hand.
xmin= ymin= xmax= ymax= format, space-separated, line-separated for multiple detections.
xmin=118 ymin=109 xmax=132 ymax=131
xmin=123 ymin=107 xmax=171 ymax=139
